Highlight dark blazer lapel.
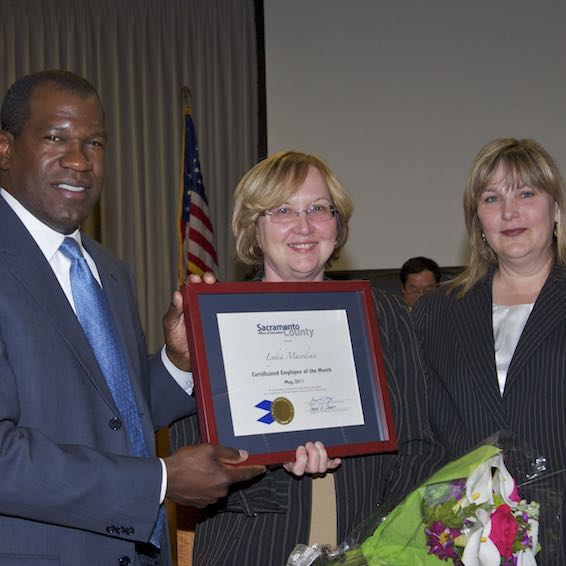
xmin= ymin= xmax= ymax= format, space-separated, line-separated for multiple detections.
xmin=505 ymin=264 xmax=566 ymax=393
xmin=451 ymin=275 xmax=507 ymax=428
xmin=83 ymin=239 xmax=142 ymax=384
xmin=0 ymin=200 xmax=118 ymax=412
xmin=83 ymin=237 xmax=154 ymax=439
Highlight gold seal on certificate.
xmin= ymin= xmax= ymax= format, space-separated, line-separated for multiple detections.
xmin=271 ymin=397 xmax=294 ymax=425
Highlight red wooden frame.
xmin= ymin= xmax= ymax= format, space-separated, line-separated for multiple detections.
xmin=182 ymin=280 xmax=398 ymax=465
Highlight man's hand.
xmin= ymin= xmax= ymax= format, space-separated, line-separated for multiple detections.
xmin=165 ymin=444 xmax=265 ymax=508
xmin=162 ymin=272 xmax=217 ymax=371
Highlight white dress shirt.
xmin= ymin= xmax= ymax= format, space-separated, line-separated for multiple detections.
xmin=493 ymin=302 xmax=534 ymax=396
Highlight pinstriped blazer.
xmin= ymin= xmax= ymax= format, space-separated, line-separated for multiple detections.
xmin=171 ymin=289 xmax=442 ymax=565
xmin=413 ymin=265 xmax=566 ymax=562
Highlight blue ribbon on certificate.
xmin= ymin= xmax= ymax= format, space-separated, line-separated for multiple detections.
xmin=255 ymin=399 xmax=274 ymax=424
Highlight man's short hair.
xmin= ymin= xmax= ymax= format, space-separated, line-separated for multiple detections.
xmin=1 ymin=69 xmax=102 ymax=136
xmin=400 ymin=256 xmax=441 ymax=285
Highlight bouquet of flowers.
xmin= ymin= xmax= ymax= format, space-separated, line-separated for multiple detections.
xmin=287 ymin=437 xmax=561 ymax=566
xmin=418 ymin=445 xmax=539 ymax=565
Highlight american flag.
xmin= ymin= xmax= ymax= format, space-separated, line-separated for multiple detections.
xmin=178 ymin=104 xmax=219 ymax=282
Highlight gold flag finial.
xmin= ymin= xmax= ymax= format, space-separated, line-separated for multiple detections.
xmin=181 ymin=86 xmax=192 ymax=108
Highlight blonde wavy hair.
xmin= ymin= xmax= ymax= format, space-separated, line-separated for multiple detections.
xmin=232 ymin=150 xmax=353 ymax=267
xmin=451 ymin=138 xmax=566 ymax=297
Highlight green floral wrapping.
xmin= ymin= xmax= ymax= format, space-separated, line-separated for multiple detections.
xmin=288 ymin=439 xmax=556 ymax=566
xmin=360 ymin=445 xmax=501 ymax=565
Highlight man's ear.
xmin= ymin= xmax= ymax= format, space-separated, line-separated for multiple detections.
xmin=0 ymin=130 xmax=14 ymax=170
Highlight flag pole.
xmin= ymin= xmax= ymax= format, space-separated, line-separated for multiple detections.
xmin=178 ymin=86 xmax=191 ymax=285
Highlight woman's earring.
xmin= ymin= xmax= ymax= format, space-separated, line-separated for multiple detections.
xmin=481 ymin=232 xmax=487 ymax=243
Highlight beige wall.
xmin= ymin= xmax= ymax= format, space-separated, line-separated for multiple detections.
xmin=264 ymin=0 xmax=566 ymax=270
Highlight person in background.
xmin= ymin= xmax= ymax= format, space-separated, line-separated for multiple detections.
xmin=171 ymin=150 xmax=439 ymax=565
xmin=413 ymin=138 xmax=566 ymax=562
xmin=0 ymin=69 xmax=264 ymax=565
xmin=400 ymin=256 xmax=441 ymax=309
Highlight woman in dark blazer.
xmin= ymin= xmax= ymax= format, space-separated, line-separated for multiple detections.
xmin=413 ymin=138 xmax=566 ymax=562
xmin=171 ymin=150 xmax=439 ymax=565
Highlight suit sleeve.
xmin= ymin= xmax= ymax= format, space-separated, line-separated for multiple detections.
xmin=147 ymin=351 xmax=196 ymax=431
xmin=412 ymin=292 xmax=453 ymax=459
xmin=170 ymin=412 xmax=201 ymax=449
xmin=334 ymin=291 xmax=445 ymax=541
xmin=121 ymin=264 xmax=195 ymax=431
xmin=372 ymin=291 xmax=444 ymax=505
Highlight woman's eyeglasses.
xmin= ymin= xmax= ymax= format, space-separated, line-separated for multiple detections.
xmin=261 ymin=204 xmax=336 ymax=224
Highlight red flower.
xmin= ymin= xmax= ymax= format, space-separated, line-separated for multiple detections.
xmin=509 ymin=480 xmax=520 ymax=502
xmin=489 ymin=504 xmax=518 ymax=557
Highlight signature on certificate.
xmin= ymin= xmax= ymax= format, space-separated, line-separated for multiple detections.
xmin=265 ymin=347 xmax=317 ymax=367
xmin=309 ymin=396 xmax=337 ymax=412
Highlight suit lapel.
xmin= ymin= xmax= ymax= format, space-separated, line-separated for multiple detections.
xmin=505 ymin=264 xmax=566 ymax=393
xmin=83 ymin=237 xmax=154 ymax=443
xmin=0 ymin=200 xmax=118 ymax=413
xmin=451 ymin=274 xmax=508 ymax=429
xmin=83 ymin=239 xmax=142 ymax=385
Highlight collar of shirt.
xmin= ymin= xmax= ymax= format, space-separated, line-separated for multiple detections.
xmin=0 ymin=188 xmax=102 ymax=305
xmin=1 ymin=187 xmax=82 ymax=259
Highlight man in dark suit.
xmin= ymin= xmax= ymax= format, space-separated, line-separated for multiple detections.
xmin=0 ymin=70 xmax=264 ymax=565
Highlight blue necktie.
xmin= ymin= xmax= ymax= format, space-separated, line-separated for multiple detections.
xmin=59 ymin=237 xmax=165 ymax=548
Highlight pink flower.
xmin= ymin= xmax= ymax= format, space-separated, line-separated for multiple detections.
xmin=509 ymin=480 xmax=520 ymax=502
xmin=489 ymin=504 xmax=518 ymax=557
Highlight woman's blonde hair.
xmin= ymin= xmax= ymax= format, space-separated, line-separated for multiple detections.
xmin=451 ymin=138 xmax=566 ymax=296
xmin=232 ymin=150 xmax=353 ymax=266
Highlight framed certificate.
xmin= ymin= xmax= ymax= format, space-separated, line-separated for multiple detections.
xmin=182 ymin=280 xmax=397 ymax=465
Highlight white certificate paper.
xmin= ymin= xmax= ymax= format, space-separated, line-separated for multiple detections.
xmin=217 ymin=309 xmax=365 ymax=437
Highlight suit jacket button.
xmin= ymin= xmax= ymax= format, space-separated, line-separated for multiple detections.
xmin=126 ymin=527 xmax=135 ymax=536
xmin=106 ymin=525 xmax=117 ymax=534
xmin=109 ymin=417 xmax=122 ymax=430
xmin=119 ymin=557 xmax=131 ymax=566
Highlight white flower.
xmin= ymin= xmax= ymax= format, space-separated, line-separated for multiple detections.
xmin=515 ymin=548 xmax=538 ymax=565
xmin=492 ymin=460 xmax=517 ymax=505
xmin=465 ymin=454 xmax=517 ymax=506
xmin=462 ymin=508 xmax=501 ymax=566
xmin=466 ymin=460 xmax=496 ymax=506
